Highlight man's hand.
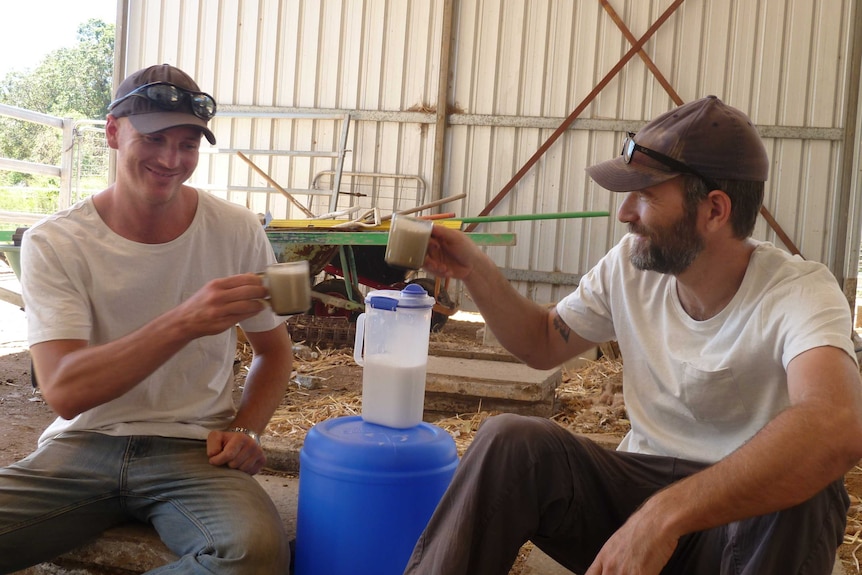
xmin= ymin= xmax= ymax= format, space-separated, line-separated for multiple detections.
xmin=174 ymin=274 xmax=268 ymax=340
xmin=422 ymin=225 xmax=483 ymax=280
xmin=585 ymin=502 xmax=679 ymax=575
xmin=207 ymin=429 xmax=267 ymax=475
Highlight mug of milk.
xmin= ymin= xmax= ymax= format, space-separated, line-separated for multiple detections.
xmin=353 ymin=284 xmax=435 ymax=428
xmin=263 ymin=260 xmax=312 ymax=315
xmin=384 ymin=214 xmax=433 ymax=270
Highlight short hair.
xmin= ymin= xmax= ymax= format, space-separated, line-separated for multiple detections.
xmin=683 ymin=176 xmax=764 ymax=239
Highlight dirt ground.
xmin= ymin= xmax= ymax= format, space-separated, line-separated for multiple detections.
xmin=1 ymin=263 xmax=861 ymax=573
xmin=0 ymin=349 xmax=55 ymax=466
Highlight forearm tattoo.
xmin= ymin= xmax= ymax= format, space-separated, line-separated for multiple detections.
xmin=552 ymin=313 xmax=571 ymax=343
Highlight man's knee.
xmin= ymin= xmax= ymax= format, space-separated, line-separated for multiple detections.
xmin=238 ymin=525 xmax=290 ymax=567
xmin=470 ymin=414 xmax=568 ymax=461
xmin=204 ymin=520 xmax=289 ymax=572
xmin=475 ymin=414 xmax=545 ymax=446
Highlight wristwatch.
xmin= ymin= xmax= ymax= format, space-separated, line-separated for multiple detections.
xmin=227 ymin=427 xmax=261 ymax=445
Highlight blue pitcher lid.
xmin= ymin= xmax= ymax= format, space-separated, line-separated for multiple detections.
xmin=365 ymin=283 xmax=435 ymax=310
xmin=367 ymin=294 xmax=399 ymax=311
xmin=397 ymin=283 xmax=435 ymax=309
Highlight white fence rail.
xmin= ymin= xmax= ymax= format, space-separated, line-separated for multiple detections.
xmin=0 ymin=103 xmax=107 ymax=225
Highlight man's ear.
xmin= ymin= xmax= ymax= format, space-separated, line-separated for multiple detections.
xmin=703 ymin=189 xmax=732 ymax=232
xmin=104 ymin=115 xmax=121 ymax=150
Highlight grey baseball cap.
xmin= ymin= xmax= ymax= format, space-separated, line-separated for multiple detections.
xmin=586 ymin=96 xmax=769 ymax=192
xmin=108 ymin=64 xmax=217 ymax=145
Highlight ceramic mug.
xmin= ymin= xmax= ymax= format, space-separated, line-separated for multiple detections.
xmin=263 ymin=260 xmax=311 ymax=315
xmin=384 ymin=214 xmax=433 ymax=270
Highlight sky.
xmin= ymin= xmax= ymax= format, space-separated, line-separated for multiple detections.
xmin=0 ymin=0 xmax=117 ymax=76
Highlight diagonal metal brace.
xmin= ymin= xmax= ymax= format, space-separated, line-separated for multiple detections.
xmin=465 ymin=0 xmax=687 ymax=232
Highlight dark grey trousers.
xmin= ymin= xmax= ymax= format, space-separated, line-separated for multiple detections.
xmin=404 ymin=413 xmax=848 ymax=575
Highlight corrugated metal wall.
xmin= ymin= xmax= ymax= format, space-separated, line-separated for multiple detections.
xmin=117 ymin=0 xmax=862 ymax=307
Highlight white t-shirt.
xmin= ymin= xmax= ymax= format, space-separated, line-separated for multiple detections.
xmin=21 ymin=190 xmax=282 ymax=445
xmin=557 ymin=233 xmax=855 ymax=463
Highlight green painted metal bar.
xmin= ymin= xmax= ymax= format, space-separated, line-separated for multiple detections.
xmin=0 ymin=243 xmax=23 ymax=284
xmin=266 ymin=231 xmax=516 ymax=246
xmin=450 ymin=211 xmax=610 ymax=224
xmin=336 ymin=245 xmax=361 ymax=302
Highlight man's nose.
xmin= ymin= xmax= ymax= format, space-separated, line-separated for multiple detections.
xmin=617 ymin=192 xmax=637 ymax=223
xmin=156 ymin=145 xmax=182 ymax=168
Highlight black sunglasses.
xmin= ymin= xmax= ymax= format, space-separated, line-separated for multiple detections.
xmin=621 ymin=132 xmax=718 ymax=190
xmin=108 ymin=82 xmax=217 ymax=120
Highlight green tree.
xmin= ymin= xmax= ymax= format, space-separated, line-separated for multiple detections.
xmin=0 ymin=18 xmax=114 ymax=186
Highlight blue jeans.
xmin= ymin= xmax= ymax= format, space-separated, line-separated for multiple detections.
xmin=0 ymin=432 xmax=290 ymax=574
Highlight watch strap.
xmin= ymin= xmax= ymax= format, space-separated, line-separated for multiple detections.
xmin=227 ymin=427 xmax=261 ymax=445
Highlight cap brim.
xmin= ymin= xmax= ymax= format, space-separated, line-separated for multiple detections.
xmin=585 ymin=156 xmax=680 ymax=192
xmin=127 ymin=111 xmax=216 ymax=145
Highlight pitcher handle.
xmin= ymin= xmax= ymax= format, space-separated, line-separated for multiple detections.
xmin=353 ymin=312 xmax=366 ymax=366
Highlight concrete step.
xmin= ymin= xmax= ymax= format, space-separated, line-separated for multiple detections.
xmin=424 ymin=354 xmax=561 ymax=417
xmin=0 ymin=267 xmax=23 ymax=310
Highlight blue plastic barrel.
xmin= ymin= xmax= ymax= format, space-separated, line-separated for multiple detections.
xmin=294 ymin=416 xmax=459 ymax=575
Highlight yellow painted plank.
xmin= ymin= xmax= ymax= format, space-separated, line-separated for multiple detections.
xmin=268 ymin=219 xmax=463 ymax=231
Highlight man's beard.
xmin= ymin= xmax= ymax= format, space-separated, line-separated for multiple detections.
xmin=629 ymin=214 xmax=704 ymax=275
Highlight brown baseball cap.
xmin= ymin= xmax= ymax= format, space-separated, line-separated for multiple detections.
xmin=108 ymin=64 xmax=217 ymax=145
xmin=586 ymin=96 xmax=769 ymax=192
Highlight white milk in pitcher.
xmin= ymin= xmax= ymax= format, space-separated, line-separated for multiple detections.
xmin=361 ymin=355 xmax=427 ymax=429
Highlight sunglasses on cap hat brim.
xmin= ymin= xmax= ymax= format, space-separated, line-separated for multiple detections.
xmin=621 ymin=133 xmax=720 ymax=191
xmin=108 ymin=82 xmax=217 ymax=120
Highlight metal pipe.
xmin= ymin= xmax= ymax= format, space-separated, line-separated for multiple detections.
xmin=216 ymin=106 xmax=842 ymax=141
xmin=837 ymin=0 xmax=862 ymax=286
xmin=431 ymin=0 xmax=456 ymax=205
xmin=236 ymin=151 xmax=316 ymax=218
xmin=384 ymin=193 xmax=468 ymax=221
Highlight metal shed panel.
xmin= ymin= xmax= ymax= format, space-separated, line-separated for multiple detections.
xmin=118 ymin=0 xmax=861 ymax=306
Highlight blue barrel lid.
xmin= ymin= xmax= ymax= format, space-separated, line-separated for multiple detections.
xmin=301 ymin=416 xmax=458 ymax=475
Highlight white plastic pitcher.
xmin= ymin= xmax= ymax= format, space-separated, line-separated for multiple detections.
xmin=353 ymin=283 xmax=435 ymax=428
